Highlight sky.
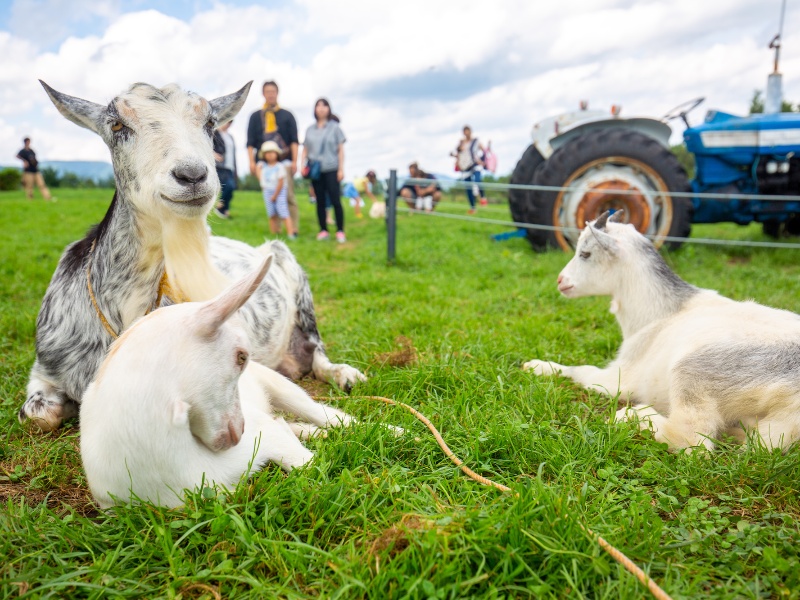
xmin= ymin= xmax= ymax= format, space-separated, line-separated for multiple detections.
xmin=1 ymin=0 xmax=799 ymax=180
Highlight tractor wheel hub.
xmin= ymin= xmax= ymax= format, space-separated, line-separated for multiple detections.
xmin=575 ymin=179 xmax=651 ymax=231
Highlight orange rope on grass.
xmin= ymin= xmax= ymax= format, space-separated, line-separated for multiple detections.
xmin=322 ymin=394 xmax=674 ymax=600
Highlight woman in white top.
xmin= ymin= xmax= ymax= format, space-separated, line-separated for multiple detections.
xmin=452 ymin=125 xmax=486 ymax=214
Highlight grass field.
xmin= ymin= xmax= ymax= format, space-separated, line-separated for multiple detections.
xmin=2 ymin=187 xmax=799 ymax=599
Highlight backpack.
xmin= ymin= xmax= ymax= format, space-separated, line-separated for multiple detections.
xmin=483 ymin=144 xmax=497 ymax=173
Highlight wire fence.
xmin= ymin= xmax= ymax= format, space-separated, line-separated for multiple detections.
xmin=402 ymin=177 xmax=800 ymax=202
xmin=383 ymin=172 xmax=800 ymax=262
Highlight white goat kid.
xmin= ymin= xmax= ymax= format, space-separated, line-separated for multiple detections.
xmin=81 ymin=257 xmax=353 ymax=509
xmin=20 ymin=81 xmax=364 ymax=433
xmin=523 ymin=210 xmax=800 ymax=452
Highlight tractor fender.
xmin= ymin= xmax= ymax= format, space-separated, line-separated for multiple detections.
xmin=536 ymin=117 xmax=673 ymax=158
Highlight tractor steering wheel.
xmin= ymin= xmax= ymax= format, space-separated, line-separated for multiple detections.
xmin=662 ymin=97 xmax=705 ymax=128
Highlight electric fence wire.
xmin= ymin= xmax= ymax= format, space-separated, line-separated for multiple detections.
xmin=396 ymin=179 xmax=800 ymax=249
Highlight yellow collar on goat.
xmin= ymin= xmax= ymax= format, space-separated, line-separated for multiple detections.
xmin=85 ymin=239 xmax=189 ymax=339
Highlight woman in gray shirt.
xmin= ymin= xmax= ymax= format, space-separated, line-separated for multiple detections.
xmin=303 ymin=98 xmax=347 ymax=242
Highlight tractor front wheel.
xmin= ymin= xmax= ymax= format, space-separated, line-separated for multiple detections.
xmin=522 ymin=129 xmax=694 ymax=251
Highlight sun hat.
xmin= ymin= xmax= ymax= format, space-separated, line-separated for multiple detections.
xmin=258 ymin=140 xmax=282 ymax=159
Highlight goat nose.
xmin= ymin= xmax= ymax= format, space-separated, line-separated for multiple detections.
xmin=227 ymin=420 xmax=242 ymax=446
xmin=557 ymin=274 xmax=564 ymax=285
xmin=171 ymin=163 xmax=208 ymax=186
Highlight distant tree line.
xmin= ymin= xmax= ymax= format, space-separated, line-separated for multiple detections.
xmin=749 ymin=90 xmax=799 ymax=114
xmin=0 ymin=166 xmax=311 ymax=193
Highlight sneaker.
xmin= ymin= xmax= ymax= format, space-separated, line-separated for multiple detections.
xmin=316 ymin=231 xmax=330 ymax=241
xmin=214 ymin=207 xmax=228 ymax=219
xmin=336 ymin=231 xmax=346 ymax=244
xmin=467 ymin=208 xmax=476 ymax=215
xmin=288 ymin=233 xmax=298 ymax=240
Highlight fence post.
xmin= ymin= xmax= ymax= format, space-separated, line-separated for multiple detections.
xmin=387 ymin=169 xmax=397 ymax=264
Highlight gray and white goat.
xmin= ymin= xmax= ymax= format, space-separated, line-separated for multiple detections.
xmin=524 ymin=211 xmax=800 ymax=451
xmin=81 ymin=257 xmax=352 ymax=508
xmin=20 ymin=81 xmax=364 ymax=432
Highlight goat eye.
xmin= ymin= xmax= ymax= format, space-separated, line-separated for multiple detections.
xmin=110 ymin=121 xmax=124 ymax=132
xmin=236 ymin=350 xmax=248 ymax=366
xmin=580 ymin=251 xmax=591 ymax=260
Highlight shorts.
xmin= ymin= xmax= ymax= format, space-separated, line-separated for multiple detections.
xmin=342 ymin=182 xmax=359 ymax=198
xmin=263 ymin=188 xmax=289 ymax=219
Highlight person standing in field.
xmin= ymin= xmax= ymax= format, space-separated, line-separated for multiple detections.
xmin=452 ymin=125 xmax=486 ymax=214
xmin=213 ymin=120 xmax=237 ymax=219
xmin=16 ymin=137 xmax=53 ymax=201
xmin=303 ymin=98 xmax=347 ymax=243
xmin=257 ymin=141 xmax=295 ymax=239
xmin=247 ymin=81 xmax=300 ymax=233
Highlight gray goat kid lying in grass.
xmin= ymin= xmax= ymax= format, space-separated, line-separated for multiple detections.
xmin=20 ymin=81 xmax=364 ymax=432
xmin=81 ymin=257 xmax=353 ymax=508
xmin=524 ymin=210 xmax=800 ymax=452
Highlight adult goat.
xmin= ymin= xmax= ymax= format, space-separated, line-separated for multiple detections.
xmin=20 ymin=81 xmax=364 ymax=432
xmin=524 ymin=210 xmax=800 ymax=452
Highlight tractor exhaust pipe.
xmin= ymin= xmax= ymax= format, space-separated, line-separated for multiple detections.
xmin=765 ymin=0 xmax=786 ymax=114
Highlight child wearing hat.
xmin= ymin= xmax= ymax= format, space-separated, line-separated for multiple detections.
xmin=258 ymin=140 xmax=296 ymax=239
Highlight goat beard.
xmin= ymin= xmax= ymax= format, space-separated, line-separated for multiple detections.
xmin=161 ymin=219 xmax=230 ymax=302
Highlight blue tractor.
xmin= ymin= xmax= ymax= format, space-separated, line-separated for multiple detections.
xmin=509 ymin=75 xmax=800 ymax=251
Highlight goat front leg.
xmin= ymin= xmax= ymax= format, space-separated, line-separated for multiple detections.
xmin=19 ymin=366 xmax=79 ymax=432
xmin=247 ymin=361 xmax=355 ymax=429
xmin=523 ymin=359 xmax=623 ymax=396
xmin=311 ymin=348 xmax=366 ymax=392
xmin=244 ymin=416 xmax=314 ymax=472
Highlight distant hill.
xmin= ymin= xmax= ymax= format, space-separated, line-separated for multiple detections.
xmin=1 ymin=161 xmax=114 ymax=182
xmin=40 ymin=161 xmax=114 ymax=182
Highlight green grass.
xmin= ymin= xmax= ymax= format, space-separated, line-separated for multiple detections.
xmin=2 ymin=188 xmax=799 ymax=599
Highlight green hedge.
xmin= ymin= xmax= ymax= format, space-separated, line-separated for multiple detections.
xmin=0 ymin=168 xmax=21 ymax=191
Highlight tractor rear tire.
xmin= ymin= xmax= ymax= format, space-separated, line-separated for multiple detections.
xmin=508 ymin=144 xmax=545 ymax=237
xmin=519 ymin=128 xmax=693 ymax=251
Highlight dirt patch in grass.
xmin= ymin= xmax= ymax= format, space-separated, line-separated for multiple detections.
xmin=372 ymin=336 xmax=418 ymax=368
xmin=0 ymin=480 xmax=96 ymax=517
xmin=297 ymin=377 xmax=333 ymax=398
xmin=369 ymin=513 xmax=435 ymax=557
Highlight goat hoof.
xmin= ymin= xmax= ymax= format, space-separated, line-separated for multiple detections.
xmin=18 ymin=393 xmax=77 ymax=433
xmin=331 ymin=365 xmax=367 ymax=391
xmin=18 ymin=392 xmax=67 ymax=432
xmin=522 ymin=359 xmax=557 ymax=376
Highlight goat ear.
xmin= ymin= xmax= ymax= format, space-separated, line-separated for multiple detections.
xmin=609 ymin=209 xmax=625 ymax=224
xmin=209 ymin=81 xmax=252 ymax=127
xmin=587 ymin=222 xmax=618 ymax=255
xmin=196 ymin=255 xmax=272 ymax=337
xmin=39 ymin=80 xmax=105 ymax=134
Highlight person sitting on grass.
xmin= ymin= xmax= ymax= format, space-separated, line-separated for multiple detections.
xmin=258 ymin=141 xmax=296 ymax=240
xmin=399 ymin=161 xmax=441 ymax=212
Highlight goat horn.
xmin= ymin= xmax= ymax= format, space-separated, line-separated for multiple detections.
xmin=609 ymin=209 xmax=625 ymax=223
xmin=593 ymin=210 xmax=611 ymax=230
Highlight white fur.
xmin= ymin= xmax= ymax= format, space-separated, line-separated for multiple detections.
xmin=524 ymin=214 xmax=800 ymax=452
xmin=80 ymin=258 xmax=355 ymax=508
